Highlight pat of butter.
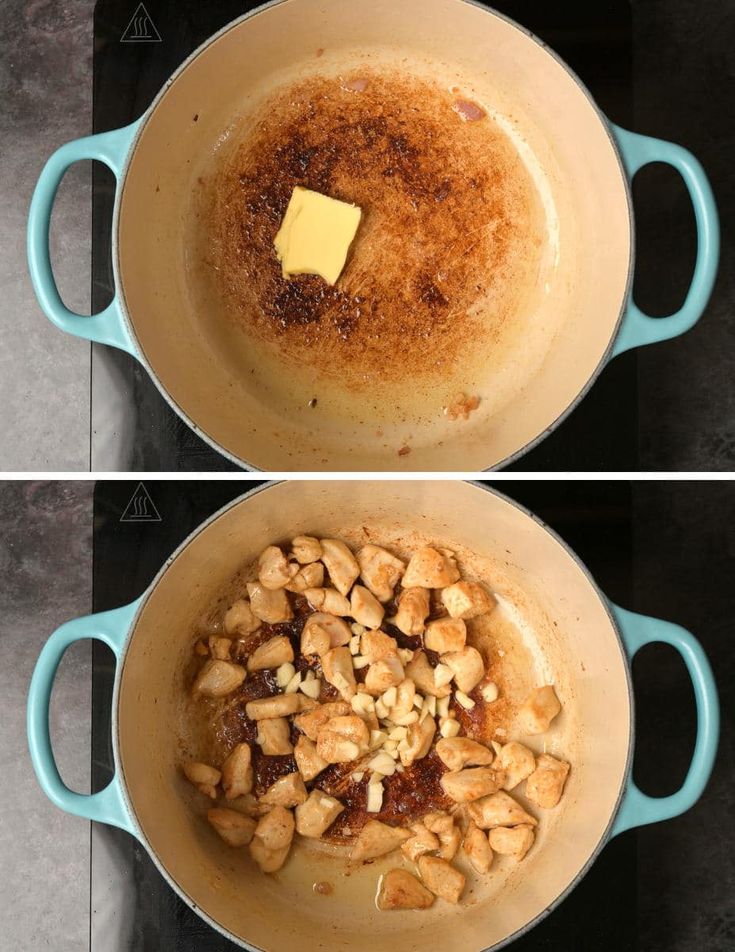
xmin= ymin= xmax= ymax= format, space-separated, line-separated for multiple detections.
xmin=274 ymin=186 xmax=362 ymax=286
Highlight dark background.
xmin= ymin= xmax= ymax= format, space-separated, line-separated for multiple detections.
xmin=91 ymin=479 xmax=734 ymax=951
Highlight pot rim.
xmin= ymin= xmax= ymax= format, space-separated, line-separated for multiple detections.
xmin=109 ymin=479 xmax=635 ymax=952
xmin=109 ymin=0 xmax=635 ymax=473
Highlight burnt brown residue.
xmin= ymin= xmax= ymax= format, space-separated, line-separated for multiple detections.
xmin=204 ymin=70 xmax=537 ymax=389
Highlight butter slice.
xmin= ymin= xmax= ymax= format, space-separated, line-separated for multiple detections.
xmin=274 ymin=186 xmax=362 ymax=286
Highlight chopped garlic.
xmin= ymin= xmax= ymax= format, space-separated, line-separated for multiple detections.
xmin=370 ymin=730 xmax=388 ymax=750
xmin=422 ymin=695 xmax=437 ymax=718
xmin=300 ymin=676 xmax=321 ymax=699
xmin=349 ymin=635 xmax=361 ymax=655
xmin=388 ymin=726 xmax=408 ymax=741
xmin=413 ymin=694 xmax=424 ymax=709
xmin=455 ymin=690 xmax=475 ymax=710
xmin=398 ymin=648 xmax=415 ymax=665
xmin=434 ymin=664 xmax=454 ymax=688
xmin=437 ymin=696 xmax=450 ymax=719
xmin=440 ymin=718 xmax=461 ymax=738
xmin=382 ymin=686 xmax=398 ymax=709
xmin=351 ymin=623 xmax=366 ymax=636
xmin=285 ymin=672 xmax=302 ymax=694
xmin=276 ymin=662 xmax=296 ymax=688
xmin=353 ymin=655 xmax=369 ymax=669
xmin=393 ymin=710 xmax=419 ymax=726
xmin=375 ymin=698 xmax=389 ymax=719
xmin=369 ymin=752 xmax=396 ymax=776
xmin=351 ymin=771 xmax=365 ymax=783
xmin=366 ymin=780 xmax=384 ymax=813
xmin=481 ymin=682 xmax=499 ymax=702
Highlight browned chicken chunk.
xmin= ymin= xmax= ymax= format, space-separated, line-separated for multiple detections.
xmin=351 ymin=820 xmax=412 ymax=861
xmin=221 ymin=743 xmax=253 ymax=799
xmin=377 ymin=869 xmax=435 ymax=910
xmin=417 ymin=855 xmax=466 ymax=904
xmin=525 ymin=754 xmax=570 ymax=808
xmin=207 ymin=808 xmax=257 ymax=847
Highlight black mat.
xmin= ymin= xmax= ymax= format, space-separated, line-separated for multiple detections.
xmin=91 ymin=0 xmax=636 ymax=471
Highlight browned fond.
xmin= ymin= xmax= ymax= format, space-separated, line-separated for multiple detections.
xmin=203 ymin=70 xmax=542 ymax=389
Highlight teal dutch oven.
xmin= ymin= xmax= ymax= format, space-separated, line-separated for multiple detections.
xmin=27 ymin=481 xmax=719 ymax=950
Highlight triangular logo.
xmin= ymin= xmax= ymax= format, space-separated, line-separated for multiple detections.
xmin=120 ymin=3 xmax=162 ymax=43
xmin=120 ymin=482 xmax=162 ymax=522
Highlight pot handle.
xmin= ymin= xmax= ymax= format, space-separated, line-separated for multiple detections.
xmin=609 ymin=125 xmax=719 ymax=357
xmin=27 ymin=598 xmax=143 ymax=834
xmin=609 ymin=604 xmax=719 ymax=836
xmin=27 ymin=120 xmax=143 ymax=354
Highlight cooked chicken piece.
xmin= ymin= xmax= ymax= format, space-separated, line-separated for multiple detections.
xmin=435 ymin=737 xmax=494 ymax=772
xmin=193 ymin=660 xmax=246 ymax=698
xmin=285 ymin=562 xmax=324 ymax=593
xmin=226 ymin=793 xmax=270 ymax=818
xmin=417 ymin=855 xmax=465 ymax=904
xmin=442 ymin=646 xmax=485 ymax=694
xmin=316 ymin=714 xmax=370 ymax=763
xmin=322 ymin=646 xmax=357 ymax=700
xmin=525 ymin=754 xmax=570 ymax=808
xmin=356 ymin=544 xmax=406 ymax=602
xmin=519 ymin=685 xmax=562 ymax=734
xmin=208 ymin=636 xmax=232 ymax=660
xmin=391 ymin=678 xmax=416 ymax=718
xmin=424 ymin=618 xmax=466 ymax=654
xmin=258 ymin=545 xmax=296 ymax=590
xmin=304 ymin=587 xmax=352 ymax=616
xmin=246 ymin=635 xmax=294 ymax=672
xmin=440 ymin=581 xmax=496 ymax=619
xmin=350 ymin=585 xmax=385 ymax=629
xmin=294 ymin=734 xmax=329 ymax=781
xmin=224 ymin=599 xmax=260 ymax=637
xmin=360 ymin=629 xmax=398 ymax=662
xmin=293 ymin=701 xmax=351 ymax=741
xmin=401 ymin=823 xmax=440 ymax=862
xmin=319 ymin=539 xmax=360 ymax=596
xmin=183 ymin=761 xmax=221 ymax=799
xmin=295 ymin=790 xmax=345 ymax=838
xmin=463 ymin=820 xmax=493 ymax=873
xmin=246 ymin=582 xmax=292 ymax=624
xmin=301 ymin=613 xmax=351 ymax=657
xmin=245 ymin=693 xmax=303 ymax=720
xmin=377 ymin=869 xmax=435 ymax=910
xmin=403 ymin=547 xmax=460 ymax=589
xmin=405 ymin=651 xmax=451 ymax=699
xmin=260 ymin=772 xmax=308 ymax=808
xmin=468 ymin=791 xmax=538 ymax=829
xmin=365 ymin=655 xmax=405 ymax=695
xmin=495 ymin=741 xmax=536 ymax=791
xmin=207 ymin=808 xmax=257 ymax=847
xmin=221 ymin=743 xmax=253 ymax=799
xmin=441 ymin=766 xmax=506 ymax=803
xmin=250 ymin=805 xmax=295 ymax=872
xmin=394 ymin=587 xmax=431 ymax=636
xmin=423 ymin=812 xmax=461 ymax=861
xmin=256 ymin=717 xmax=293 ymax=755
xmin=488 ymin=824 xmax=535 ymax=860
xmin=399 ymin=715 xmax=436 ymax=767
xmin=291 ymin=535 xmax=322 ymax=564
xmin=351 ymin=820 xmax=412 ymax=861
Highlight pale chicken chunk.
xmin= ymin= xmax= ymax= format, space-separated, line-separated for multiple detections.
xmin=495 ymin=742 xmax=536 ymax=791
xmin=250 ymin=805 xmax=295 ymax=872
xmin=221 ymin=743 xmax=253 ymax=799
xmin=293 ymin=701 xmax=351 ymax=741
xmin=442 ymin=646 xmax=485 ymax=694
xmin=440 ymin=581 xmax=496 ymax=619
xmin=417 ymin=856 xmax=466 ymax=904
xmin=183 ymin=761 xmax=221 ymax=799
xmin=400 ymin=715 xmax=436 ymax=767
xmin=440 ymin=766 xmax=507 ymax=803
xmin=301 ymin=613 xmax=351 ymax=656
xmin=405 ymin=650 xmax=451 ymax=699
xmin=207 ymin=808 xmax=257 ymax=847
xmin=401 ymin=822 xmax=440 ymax=862
xmin=394 ymin=587 xmax=431 ymax=636
xmin=360 ymin=629 xmax=398 ymax=663
xmin=356 ymin=544 xmax=406 ymax=602
xmin=435 ymin=737 xmax=494 ymax=772
xmin=468 ymin=791 xmax=538 ymax=829
xmin=193 ymin=660 xmax=246 ymax=698
xmin=304 ymin=587 xmax=351 ymax=616
xmin=227 ymin=794 xmax=270 ymax=818
xmin=364 ymin=655 xmax=405 ymax=695
xmin=291 ymin=535 xmax=322 ymax=564
xmin=463 ymin=820 xmax=493 ymax=873
xmin=246 ymin=582 xmax=292 ymax=624
xmin=256 ymin=717 xmax=293 ymax=755
xmin=488 ymin=824 xmax=535 ymax=860
xmin=260 ymin=772 xmax=308 ymax=808
xmin=285 ymin=562 xmax=324 ymax=593
xmin=350 ymin=585 xmax=385 ymax=629
xmin=525 ymin=754 xmax=570 ymax=808
xmin=316 ymin=714 xmax=369 ymax=763
xmin=423 ymin=812 xmax=461 ymax=861
xmin=322 ymin=646 xmax=357 ymax=700
xmin=424 ymin=618 xmax=466 ymax=654
xmin=223 ymin=599 xmax=260 ymax=637
xmin=377 ymin=869 xmax=434 ymax=910
xmin=245 ymin=693 xmax=303 ymax=720
xmin=295 ymin=790 xmax=344 ymax=838
xmin=403 ymin=547 xmax=460 ymax=589
xmin=319 ymin=538 xmax=360 ymax=596
xmin=519 ymin=685 xmax=562 ymax=734
xmin=293 ymin=734 xmax=328 ymax=781
xmin=246 ymin=635 xmax=294 ymax=672
xmin=258 ymin=545 xmax=296 ymax=590
xmin=351 ymin=820 xmax=412 ymax=861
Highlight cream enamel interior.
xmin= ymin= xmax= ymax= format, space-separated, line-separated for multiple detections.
xmin=116 ymin=0 xmax=631 ymax=471
xmin=117 ymin=482 xmax=631 ymax=951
